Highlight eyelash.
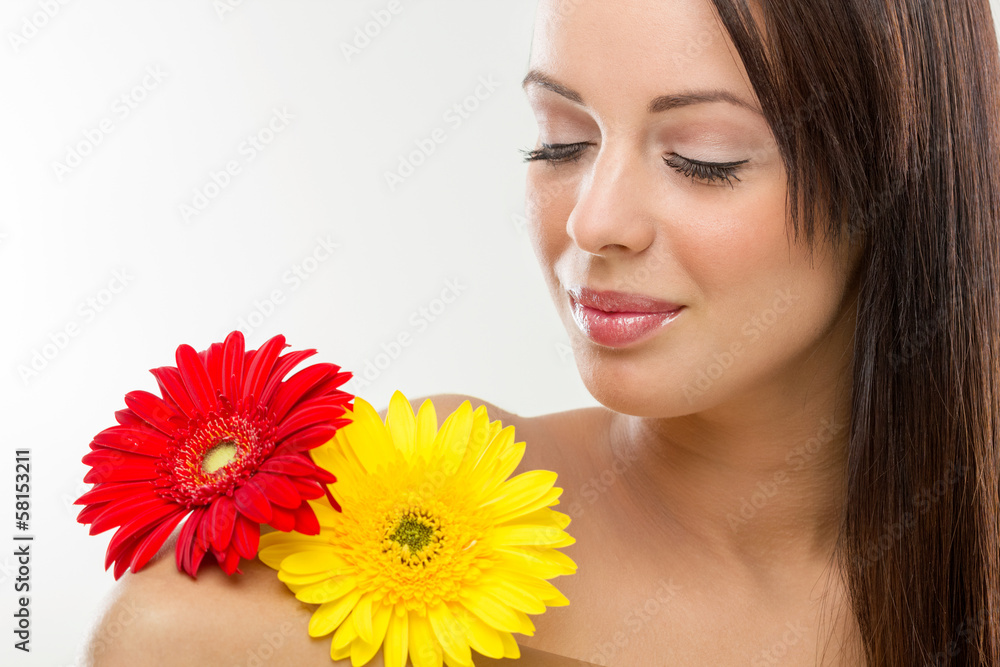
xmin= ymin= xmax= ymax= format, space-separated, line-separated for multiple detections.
xmin=518 ymin=141 xmax=748 ymax=188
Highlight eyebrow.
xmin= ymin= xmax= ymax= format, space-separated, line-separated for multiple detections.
xmin=521 ymin=68 xmax=764 ymax=117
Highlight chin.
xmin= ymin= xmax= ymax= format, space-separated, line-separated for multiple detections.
xmin=571 ymin=343 xmax=696 ymax=418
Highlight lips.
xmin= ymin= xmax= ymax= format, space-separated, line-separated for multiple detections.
xmin=566 ymin=286 xmax=683 ymax=348
xmin=567 ymin=286 xmax=683 ymax=314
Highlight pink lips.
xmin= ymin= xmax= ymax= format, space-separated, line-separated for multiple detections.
xmin=568 ymin=286 xmax=683 ymax=348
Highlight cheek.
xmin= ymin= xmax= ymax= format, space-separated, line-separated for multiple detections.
xmin=667 ymin=189 xmax=846 ymax=386
xmin=525 ymin=172 xmax=576 ymax=283
xmin=671 ymin=185 xmax=789 ymax=297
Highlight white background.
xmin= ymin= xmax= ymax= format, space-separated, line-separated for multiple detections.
xmin=2 ymin=1 xmax=593 ymax=665
xmin=3 ymin=1 xmax=1000 ymax=665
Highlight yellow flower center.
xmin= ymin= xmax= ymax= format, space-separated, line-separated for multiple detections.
xmin=202 ymin=440 xmax=238 ymax=474
xmin=384 ymin=509 xmax=441 ymax=566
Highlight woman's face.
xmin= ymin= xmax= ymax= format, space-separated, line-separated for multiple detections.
xmin=523 ymin=0 xmax=862 ymax=417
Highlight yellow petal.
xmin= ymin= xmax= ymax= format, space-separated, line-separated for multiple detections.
xmin=258 ymin=539 xmax=328 ymax=570
xmin=331 ymin=641 xmax=351 ymax=661
xmin=477 ymin=579 xmax=546 ymax=615
xmin=413 ymin=399 xmax=439 ymax=459
xmin=385 ymin=390 xmax=416 ymax=460
xmin=513 ymin=609 xmax=536 ymax=636
xmin=280 ymin=550 xmax=346 ymax=576
xmin=492 ymin=486 xmax=563 ymax=525
xmin=295 ymin=576 xmax=358 ymax=604
xmin=464 ymin=426 xmax=515 ymax=492
xmin=342 ymin=397 xmax=397 ymax=473
xmin=452 ymin=604 xmax=504 ymax=659
xmin=492 ymin=524 xmax=575 ymax=548
xmin=383 ymin=608 xmax=409 ymax=667
xmin=500 ymin=631 xmax=521 ymax=659
xmin=332 ymin=612 xmax=359 ymax=650
xmin=485 ymin=568 xmax=570 ymax=605
xmin=486 ymin=441 xmax=527 ymax=494
xmin=408 ymin=611 xmax=443 ymax=667
xmin=453 ymin=406 xmax=493 ymax=478
xmin=429 ymin=400 xmax=473 ymax=474
xmin=350 ymin=601 xmax=392 ymax=666
xmin=495 ymin=546 xmax=578 ymax=578
xmin=278 ymin=568 xmax=342 ymax=587
xmin=457 ymin=591 xmax=526 ymax=634
xmin=307 ymin=496 xmax=344 ymax=525
xmin=443 ymin=653 xmax=473 ymax=667
xmin=498 ymin=507 xmax=570 ymax=530
xmin=309 ymin=589 xmax=363 ymax=637
xmin=481 ymin=470 xmax=558 ymax=519
xmin=428 ymin=602 xmax=473 ymax=666
xmin=352 ymin=592 xmax=375 ymax=644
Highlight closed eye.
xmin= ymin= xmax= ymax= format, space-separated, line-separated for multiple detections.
xmin=519 ymin=142 xmax=748 ymax=188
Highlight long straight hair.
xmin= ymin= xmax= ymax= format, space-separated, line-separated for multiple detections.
xmin=707 ymin=0 xmax=1000 ymax=664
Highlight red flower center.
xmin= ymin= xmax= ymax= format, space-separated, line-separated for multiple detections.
xmin=155 ymin=406 xmax=275 ymax=507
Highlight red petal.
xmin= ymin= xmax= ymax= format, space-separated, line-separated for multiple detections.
xmin=273 ymin=424 xmax=341 ymax=455
xmin=127 ymin=509 xmax=188 ymax=575
xmin=105 ymin=502 xmax=187 ymax=572
xmin=114 ymin=409 xmax=147 ymax=428
xmin=81 ymin=449 xmax=151 ymax=468
xmin=203 ymin=341 xmax=226 ymax=393
xmin=75 ymin=481 xmax=156 ymax=506
xmin=293 ymin=504 xmax=321 ymax=534
xmin=222 ymin=331 xmax=246 ymax=401
xmin=150 ymin=366 xmax=197 ymax=417
xmin=176 ymin=507 xmax=207 ymax=577
xmin=252 ymin=472 xmax=301 ymax=509
xmin=324 ymin=486 xmax=342 ymax=513
xmin=242 ymin=335 xmax=286 ymax=403
xmin=234 ymin=479 xmax=272 ymax=523
xmin=299 ymin=372 xmax=353 ymax=406
xmin=205 ymin=496 xmax=237 ymax=553
xmin=267 ymin=505 xmax=296 ymax=531
xmin=92 ymin=425 xmax=168 ymax=456
xmin=83 ymin=456 xmax=158 ymax=484
xmin=286 ymin=474 xmax=332 ymax=499
xmin=176 ymin=344 xmax=219 ymax=415
xmin=77 ymin=501 xmax=110 ymax=524
xmin=124 ymin=390 xmax=183 ymax=435
xmin=259 ymin=454 xmax=324 ymax=477
xmin=89 ymin=495 xmax=172 ymax=535
xmin=268 ymin=363 xmax=336 ymax=423
xmin=218 ymin=546 xmax=241 ymax=574
xmin=113 ymin=554 xmax=132 ymax=579
xmin=232 ymin=516 xmax=260 ymax=559
xmin=313 ymin=466 xmax=337 ymax=484
xmin=259 ymin=349 xmax=317 ymax=406
xmin=274 ymin=400 xmax=351 ymax=442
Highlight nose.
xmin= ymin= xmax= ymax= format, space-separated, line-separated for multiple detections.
xmin=565 ymin=142 xmax=657 ymax=256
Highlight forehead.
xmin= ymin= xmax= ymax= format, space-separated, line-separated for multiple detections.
xmin=527 ymin=0 xmax=757 ymax=112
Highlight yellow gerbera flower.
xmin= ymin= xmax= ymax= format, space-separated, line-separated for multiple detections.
xmin=258 ymin=390 xmax=577 ymax=667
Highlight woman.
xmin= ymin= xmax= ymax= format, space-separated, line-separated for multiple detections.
xmin=85 ymin=0 xmax=1000 ymax=664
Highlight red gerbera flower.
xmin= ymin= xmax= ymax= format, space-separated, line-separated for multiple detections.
xmin=74 ymin=330 xmax=354 ymax=579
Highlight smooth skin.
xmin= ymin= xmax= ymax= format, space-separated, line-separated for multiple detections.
xmin=84 ymin=0 xmax=866 ymax=664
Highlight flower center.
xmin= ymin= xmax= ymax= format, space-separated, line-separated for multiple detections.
xmin=155 ymin=407 xmax=275 ymax=507
xmin=382 ymin=508 xmax=441 ymax=567
xmin=202 ymin=440 xmax=238 ymax=474
xmin=390 ymin=515 xmax=435 ymax=552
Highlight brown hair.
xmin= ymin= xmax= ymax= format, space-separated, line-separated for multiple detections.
xmin=706 ymin=0 xmax=1000 ymax=664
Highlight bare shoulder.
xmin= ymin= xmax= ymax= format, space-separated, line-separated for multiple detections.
xmin=383 ymin=393 xmax=524 ymax=428
xmin=81 ymin=395 xmax=605 ymax=666
xmin=82 ymin=534 xmax=594 ymax=666
xmin=82 ymin=532 xmax=333 ymax=666
xmin=390 ymin=393 xmax=610 ymax=475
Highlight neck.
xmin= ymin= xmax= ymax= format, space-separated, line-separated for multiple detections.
xmin=606 ymin=329 xmax=853 ymax=574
